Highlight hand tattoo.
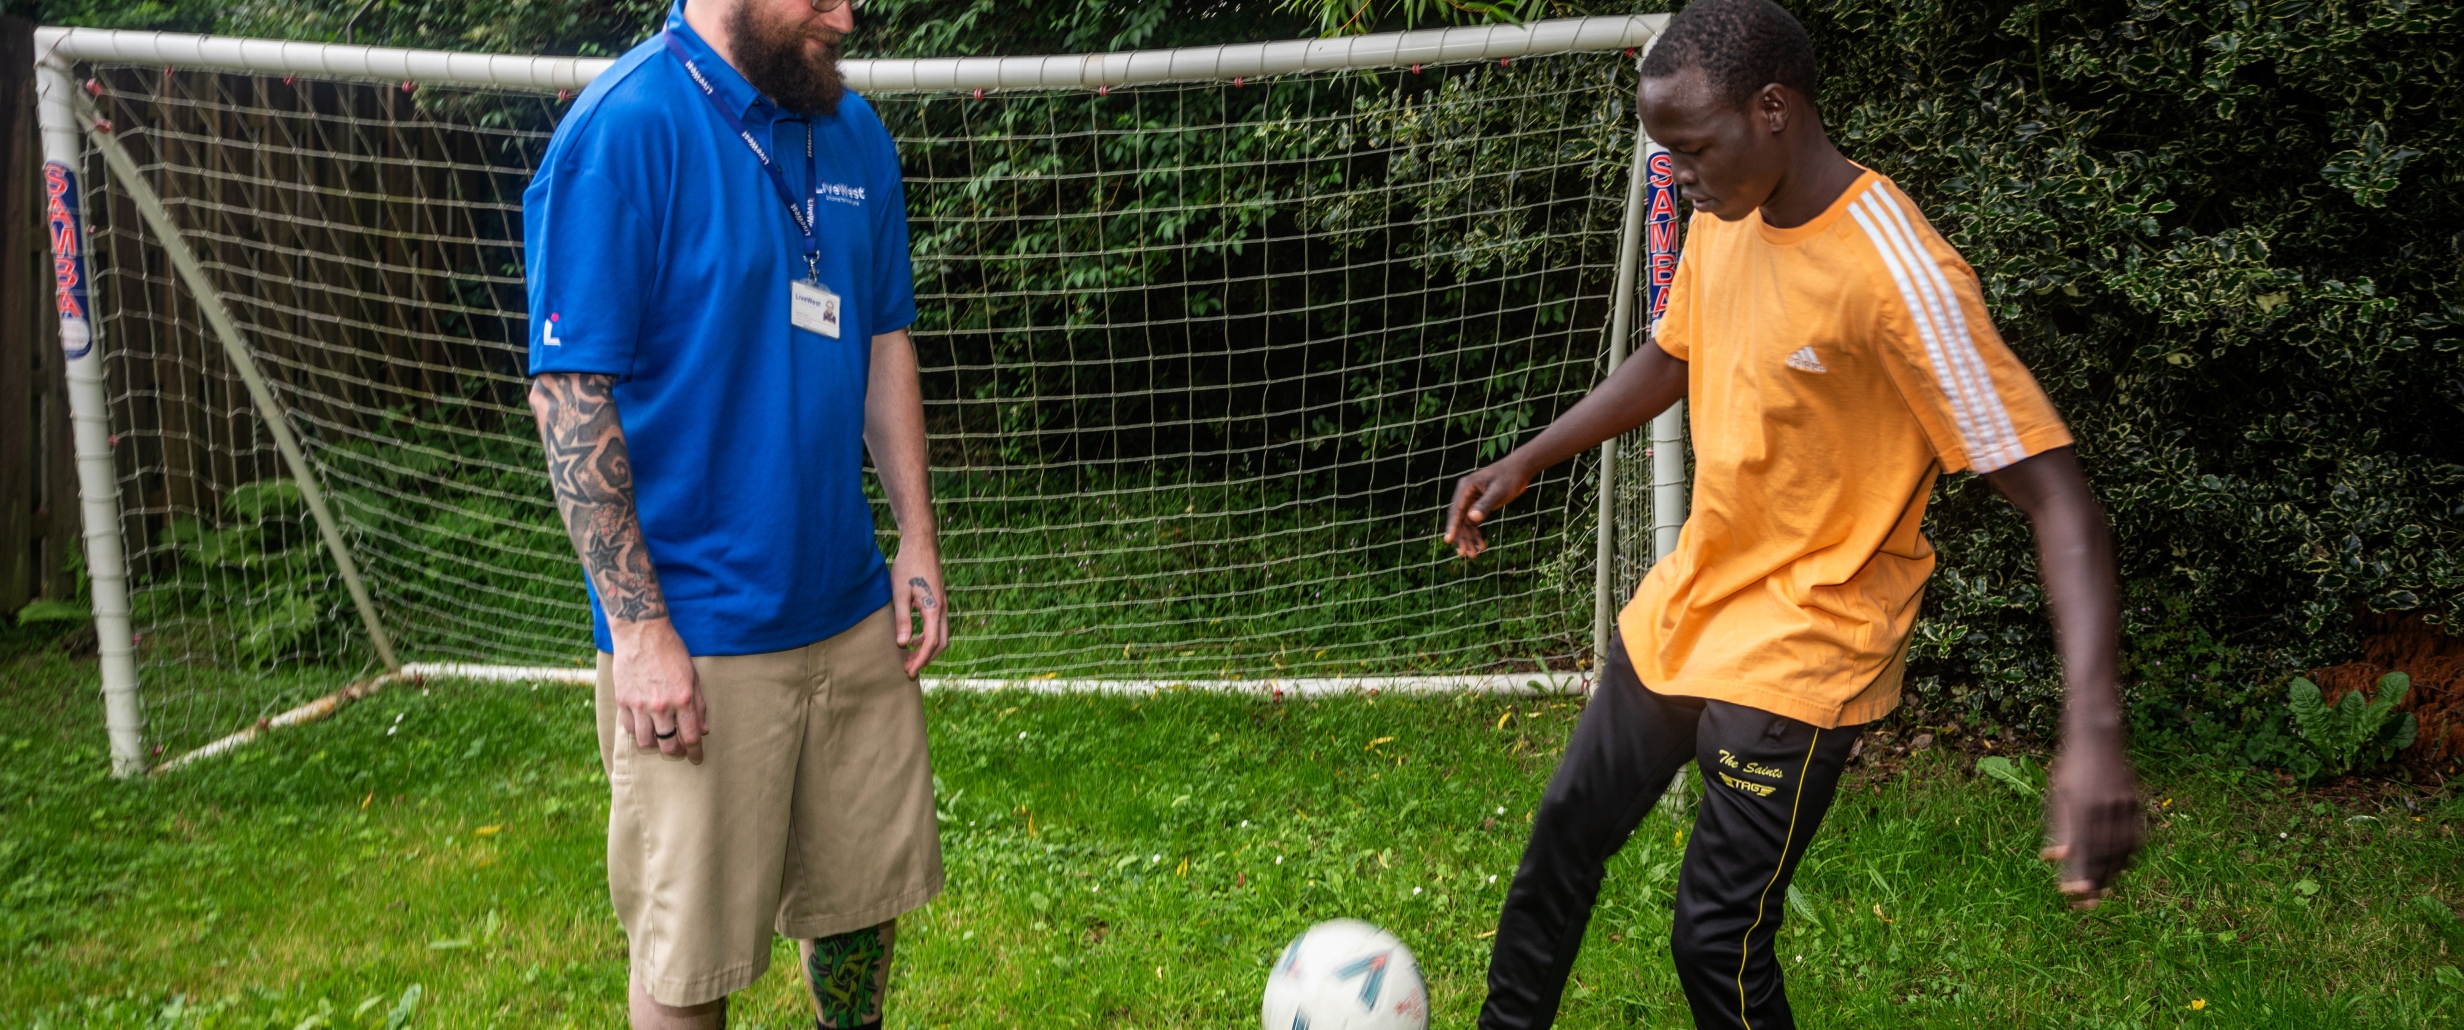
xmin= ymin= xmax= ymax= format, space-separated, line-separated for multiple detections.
xmin=909 ymin=576 xmax=938 ymax=610
xmin=533 ymin=373 xmax=668 ymax=622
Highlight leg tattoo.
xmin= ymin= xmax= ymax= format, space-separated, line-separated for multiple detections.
xmin=805 ymin=920 xmax=895 ymax=1029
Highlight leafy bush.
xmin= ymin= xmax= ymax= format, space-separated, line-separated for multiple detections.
xmin=2284 ymin=671 xmax=2418 ymax=778
xmin=11 ymin=600 xmax=88 ymax=625
xmin=1793 ymin=0 xmax=2464 ymax=749
xmin=25 ymin=0 xmax=2464 ymax=765
xmin=881 ymin=0 xmax=2464 ymax=757
xmin=136 ymin=479 xmax=341 ymax=668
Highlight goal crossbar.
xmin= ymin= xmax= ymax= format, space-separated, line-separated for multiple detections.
xmin=35 ymin=15 xmax=1661 ymax=92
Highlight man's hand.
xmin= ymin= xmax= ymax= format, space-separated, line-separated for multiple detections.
xmin=889 ymin=547 xmax=949 ymax=677
xmin=610 ymin=617 xmax=707 ymax=764
xmin=532 ymin=372 xmax=703 ymax=763
xmin=1445 ymin=458 xmax=1537 ymax=559
xmin=1982 ymin=446 xmax=2141 ymax=908
xmin=2042 ymin=740 xmax=2143 ymax=908
xmin=1441 ymin=340 xmax=1688 ymax=559
xmin=864 ymin=328 xmax=946 ymax=677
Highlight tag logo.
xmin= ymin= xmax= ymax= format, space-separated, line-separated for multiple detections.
xmin=1785 ymin=346 xmax=1828 ymax=373
xmin=543 ymin=311 xmax=564 ymax=347
xmin=817 ymin=182 xmax=867 ymax=206
xmin=1718 ymin=770 xmax=1779 ymax=797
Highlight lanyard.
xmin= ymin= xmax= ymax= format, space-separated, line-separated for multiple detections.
xmin=662 ymin=31 xmax=820 ymax=281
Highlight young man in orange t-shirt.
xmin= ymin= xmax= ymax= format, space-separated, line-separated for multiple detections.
xmin=1444 ymin=2 xmax=2145 ymax=1026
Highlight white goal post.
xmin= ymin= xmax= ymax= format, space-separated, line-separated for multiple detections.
xmin=32 ymin=14 xmax=1689 ymax=777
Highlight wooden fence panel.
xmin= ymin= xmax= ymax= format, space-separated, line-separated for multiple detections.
xmin=1 ymin=15 xmax=77 ymax=614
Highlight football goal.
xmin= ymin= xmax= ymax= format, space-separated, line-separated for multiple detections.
xmin=30 ymin=14 xmax=1686 ymax=776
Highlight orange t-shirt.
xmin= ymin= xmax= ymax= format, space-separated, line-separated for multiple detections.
xmin=1618 ymin=169 xmax=2073 ymax=729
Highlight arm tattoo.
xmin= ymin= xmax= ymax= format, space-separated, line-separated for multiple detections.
xmin=909 ymin=576 xmax=938 ymax=610
xmin=534 ymin=373 xmax=669 ymax=623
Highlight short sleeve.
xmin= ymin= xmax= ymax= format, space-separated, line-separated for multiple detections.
xmin=868 ymin=134 xmax=918 ymax=335
xmin=525 ymin=163 xmax=662 ymax=377
xmin=1860 ymin=199 xmax=2071 ymax=474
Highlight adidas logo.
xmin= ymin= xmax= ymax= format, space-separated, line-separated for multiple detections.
xmin=1785 ymin=346 xmax=1828 ymax=373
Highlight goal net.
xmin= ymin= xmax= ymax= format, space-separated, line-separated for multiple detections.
xmin=40 ymin=18 xmax=1665 ymax=763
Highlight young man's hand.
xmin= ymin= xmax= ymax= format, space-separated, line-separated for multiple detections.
xmin=1445 ymin=458 xmax=1537 ymax=559
xmin=610 ymin=617 xmax=708 ymax=765
xmin=2043 ymin=739 xmax=2144 ymax=908
xmin=1982 ymin=446 xmax=2142 ymax=908
xmin=889 ymin=547 xmax=949 ymax=677
xmin=1441 ymin=342 xmax=1688 ymax=560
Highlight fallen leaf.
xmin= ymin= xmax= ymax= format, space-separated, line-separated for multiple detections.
xmin=1976 ymin=756 xmax=2039 ymax=797
xmin=473 ymin=825 xmax=502 ymax=837
xmin=1365 ymin=736 xmax=1395 ymax=750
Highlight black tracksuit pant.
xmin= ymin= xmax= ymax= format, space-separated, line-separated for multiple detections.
xmin=1479 ymin=634 xmax=1865 ymax=1030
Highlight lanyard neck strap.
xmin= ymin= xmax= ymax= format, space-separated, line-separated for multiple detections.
xmin=663 ymin=32 xmax=819 ymax=272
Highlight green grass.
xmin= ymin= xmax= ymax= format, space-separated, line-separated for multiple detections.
xmin=924 ymin=472 xmax=1595 ymax=681
xmin=131 ymin=465 xmax=1597 ymax=730
xmin=4 ymin=635 xmax=2462 ymax=1028
xmin=123 ymin=468 xmax=1597 ymax=759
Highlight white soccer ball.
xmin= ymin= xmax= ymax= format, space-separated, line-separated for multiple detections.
xmin=1260 ymin=919 xmax=1429 ymax=1030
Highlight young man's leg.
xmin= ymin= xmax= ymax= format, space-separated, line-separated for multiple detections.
xmin=1669 ymin=702 xmax=1862 ymax=1029
xmin=1479 ymin=636 xmax=1705 ymax=1029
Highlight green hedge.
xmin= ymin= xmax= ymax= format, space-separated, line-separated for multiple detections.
xmin=1776 ymin=0 xmax=2462 ymax=748
xmin=873 ymin=0 xmax=2464 ymax=749
xmin=20 ymin=0 xmax=2464 ymax=754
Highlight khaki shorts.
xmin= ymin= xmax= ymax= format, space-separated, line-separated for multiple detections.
xmin=596 ymin=606 xmax=944 ymax=1007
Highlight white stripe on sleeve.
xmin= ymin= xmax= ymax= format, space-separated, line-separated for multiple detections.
xmin=1857 ymin=190 xmax=2015 ymax=465
xmin=1874 ymin=192 xmax=2025 ymax=469
xmin=1848 ymin=187 xmax=2025 ymax=471
xmin=1847 ymin=192 xmax=1996 ymax=467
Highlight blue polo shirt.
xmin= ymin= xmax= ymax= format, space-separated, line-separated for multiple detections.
xmin=524 ymin=2 xmax=914 ymax=656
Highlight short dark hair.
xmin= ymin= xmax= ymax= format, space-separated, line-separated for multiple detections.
xmin=1639 ymin=0 xmax=1819 ymax=110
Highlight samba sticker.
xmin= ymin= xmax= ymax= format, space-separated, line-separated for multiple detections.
xmin=44 ymin=161 xmax=94 ymax=361
xmin=1642 ymin=148 xmax=1680 ymax=332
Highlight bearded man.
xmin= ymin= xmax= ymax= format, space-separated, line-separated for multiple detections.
xmin=522 ymin=0 xmax=947 ymax=1026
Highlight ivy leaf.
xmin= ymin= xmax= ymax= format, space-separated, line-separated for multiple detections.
xmin=2320 ymin=122 xmax=2422 ymax=208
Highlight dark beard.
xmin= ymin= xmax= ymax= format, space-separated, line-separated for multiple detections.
xmin=726 ymin=3 xmax=845 ymax=116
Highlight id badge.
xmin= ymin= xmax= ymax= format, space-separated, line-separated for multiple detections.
xmin=791 ymin=280 xmax=841 ymax=339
